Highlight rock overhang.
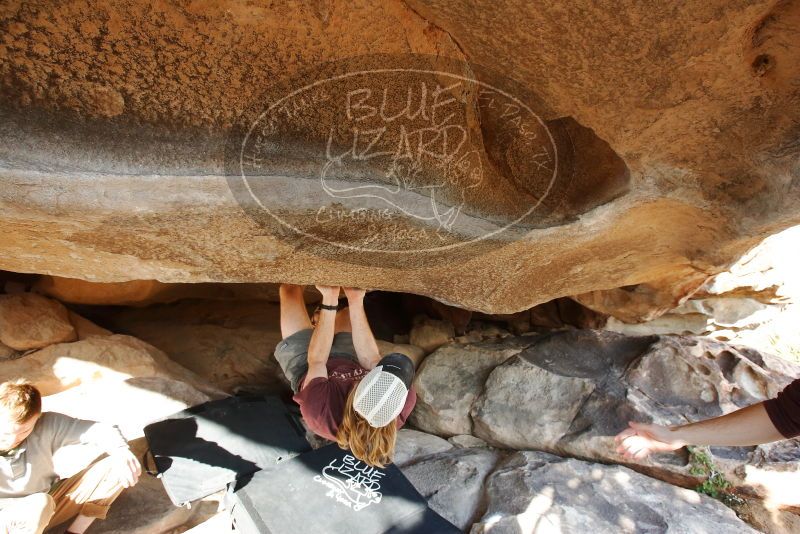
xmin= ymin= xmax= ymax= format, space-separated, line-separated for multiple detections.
xmin=0 ymin=0 xmax=798 ymax=319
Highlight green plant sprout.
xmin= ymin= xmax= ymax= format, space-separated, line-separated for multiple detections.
xmin=687 ymin=446 xmax=745 ymax=508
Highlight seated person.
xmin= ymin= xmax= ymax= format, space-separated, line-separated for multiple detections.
xmin=0 ymin=381 xmax=141 ymax=534
xmin=275 ymin=284 xmax=420 ymax=467
xmin=615 ymin=377 xmax=800 ymax=458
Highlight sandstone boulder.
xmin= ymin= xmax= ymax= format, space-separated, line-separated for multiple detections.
xmin=410 ymin=336 xmax=536 ymax=436
xmin=413 ymin=330 xmax=800 ymax=501
xmin=476 ymin=297 xmax=606 ymax=333
xmin=393 ymin=428 xmax=454 ymax=467
xmin=1 ymin=1 xmax=799 ymax=321
xmin=699 ymin=225 xmax=800 ymax=304
xmin=572 ymin=270 xmax=712 ymax=324
xmin=606 ymin=298 xmax=800 ymax=365
xmin=0 ymin=334 xmax=220 ymax=397
xmin=603 ymin=225 xmax=800 ymax=364
xmin=103 ymin=300 xmax=285 ymax=394
xmin=0 ymin=341 xmax=17 ymax=361
xmin=401 ymin=447 xmax=503 ymax=530
xmin=473 ymin=355 xmax=597 ymax=449
xmin=33 ymin=275 xmax=292 ymax=306
xmin=401 ymin=294 xmax=473 ymax=335
xmin=35 ymin=278 xmax=177 ymax=307
xmin=67 ymin=310 xmax=113 ymax=340
xmin=376 ymin=339 xmax=426 ymax=366
xmin=42 ymin=376 xmax=210 ymax=440
xmin=409 ymin=316 xmax=456 ymax=355
xmin=0 ymin=293 xmax=76 ymax=350
xmin=454 ymin=322 xmax=514 ymax=344
xmin=448 ymin=435 xmax=489 ymax=449
xmin=470 ymin=451 xmax=758 ymax=534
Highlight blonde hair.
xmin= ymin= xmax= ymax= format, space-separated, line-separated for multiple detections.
xmin=0 ymin=381 xmax=42 ymax=423
xmin=336 ymin=385 xmax=397 ymax=468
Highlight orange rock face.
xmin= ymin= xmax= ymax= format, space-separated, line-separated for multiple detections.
xmin=0 ymin=333 xmax=218 ymax=396
xmin=0 ymin=1 xmax=798 ymax=318
xmin=0 ymin=293 xmax=76 ymax=350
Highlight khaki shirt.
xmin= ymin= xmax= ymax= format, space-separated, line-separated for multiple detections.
xmin=0 ymin=412 xmax=127 ymax=501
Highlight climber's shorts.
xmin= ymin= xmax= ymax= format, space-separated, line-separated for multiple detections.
xmin=274 ymin=328 xmax=359 ymax=392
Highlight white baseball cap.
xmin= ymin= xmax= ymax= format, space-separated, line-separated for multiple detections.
xmin=353 ymin=353 xmax=415 ymax=428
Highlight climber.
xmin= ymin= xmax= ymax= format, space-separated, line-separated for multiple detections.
xmin=615 ymin=378 xmax=800 ymax=458
xmin=0 ymin=380 xmax=141 ymax=534
xmin=275 ymin=284 xmax=419 ymax=467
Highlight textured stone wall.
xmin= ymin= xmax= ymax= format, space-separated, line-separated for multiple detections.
xmin=1 ymin=0 xmax=798 ymax=317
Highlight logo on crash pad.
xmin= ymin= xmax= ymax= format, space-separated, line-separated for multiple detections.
xmin=226 ymin=54 xmax=558 ymax=259
xmin=313 ymin=454 xmax=385 ymax=512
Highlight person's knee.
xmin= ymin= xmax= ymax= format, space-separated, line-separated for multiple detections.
xmin=17 ymin=492 xmax=55 ymax=525
xmin=29 ymin=492 xmax=55 ymax=514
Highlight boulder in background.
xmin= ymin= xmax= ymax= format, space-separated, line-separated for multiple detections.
xmin=0 ymin=293 xmax=76 ymax=350
xmin=470 ymin=451 xmax=759 ymax=534
xmin=0 ymin=334 xmax=221 ymax=397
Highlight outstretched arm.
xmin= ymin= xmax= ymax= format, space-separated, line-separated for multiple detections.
xmin=344 ymin=287 xmax=381 ymax=370
xmin=303 ymin=285 xmax=340 ymax=388
xmin=615 ymin=402 xmax=785 ymax=460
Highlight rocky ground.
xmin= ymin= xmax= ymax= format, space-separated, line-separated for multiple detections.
xmin=0 ymin=271 xmax=799 ymax=533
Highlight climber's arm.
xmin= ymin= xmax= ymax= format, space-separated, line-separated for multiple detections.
xmin=344 ymin=287 xmax=381 ymax=370
xmin=303 ymin=286 xmax=340 ymax=387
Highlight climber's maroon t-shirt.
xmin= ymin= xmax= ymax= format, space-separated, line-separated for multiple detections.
xmin=764 ymin=378 xmax=800 ymax=439
xmin=293 ymin=357 xmax=417 ymax=442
